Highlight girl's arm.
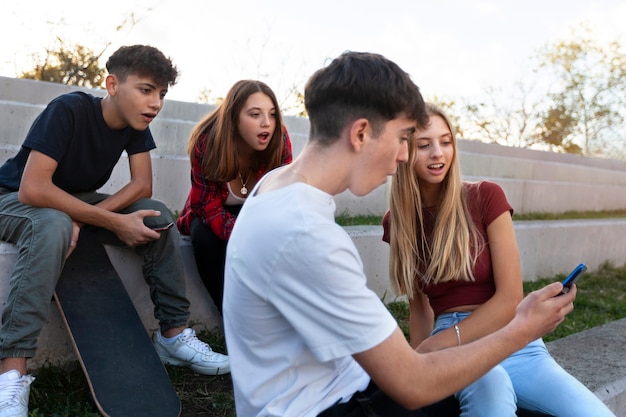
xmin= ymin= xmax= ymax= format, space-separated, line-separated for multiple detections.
xmin=417 ymin=211 xmax=523 ymax=352
xmin=408 ymin=290 xmax=434 ymax=349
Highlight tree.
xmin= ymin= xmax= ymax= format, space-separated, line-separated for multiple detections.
xmin=19 ymin=38 xmax=106 ymax=88
xmin=280 ymin=86 xmax=307 ymax=118
xmin=533 ymin=26 xmax=626 ymax=156
xmin=196 ymin=88 xmax=223 ymax=106
xmin=456 ymin=25 xmax=626 ymax=158
xmin=532 ymin=103 xmax=582 ymax=153
xmin=427 ymin=97 xmax=465 ymax=139
xmin=17 ymin=11 xmax=147 ymax=89
xmin=460 ymin=82 xmax=536 ymax=148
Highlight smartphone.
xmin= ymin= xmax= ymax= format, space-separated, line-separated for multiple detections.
xmin=558 ymin=263 xmax=587 ymax=295
xmin=151 ymin=222 xmax=174 ymax=232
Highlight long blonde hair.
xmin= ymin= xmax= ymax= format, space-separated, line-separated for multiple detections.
xmin=388 ymin=103 xmax=483 ymax=298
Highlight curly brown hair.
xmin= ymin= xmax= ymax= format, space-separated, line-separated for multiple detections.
xmin=106 ymin=44 xmax=178 ymax=87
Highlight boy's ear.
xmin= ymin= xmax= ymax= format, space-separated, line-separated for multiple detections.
xmin=348 ymin=118 xmax=370 ymax=153
xmin=105 ymin=74 xmax=119 ymax=96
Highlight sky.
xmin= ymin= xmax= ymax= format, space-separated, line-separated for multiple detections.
xmin=2 ymin=0 xmax=626 ymax=111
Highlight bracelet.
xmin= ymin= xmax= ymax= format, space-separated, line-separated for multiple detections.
xmin=454 ymin=324 xmax=461 ymax=346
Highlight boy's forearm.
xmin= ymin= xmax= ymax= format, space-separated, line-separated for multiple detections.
xmin=19 ymin=181 xmax=122 ymax=230
xmin=93 ymin=178 xmax=152 ymax=214
xmin=414 ymin=325 xmax=530 ymax=407
xmin=370 ymin=284 xmax=573 ymax=409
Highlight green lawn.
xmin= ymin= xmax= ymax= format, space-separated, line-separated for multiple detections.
xmin=335 ymin=209 xmax=626 ymax=226
xmin=387 ymin=261 xmax=626 ymax=343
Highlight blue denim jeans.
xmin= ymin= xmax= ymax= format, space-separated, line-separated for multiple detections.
xmin=0 ymin=190 xmax=190 ymax=359
xmin=434 ymin=312 xmax=615 ymax=417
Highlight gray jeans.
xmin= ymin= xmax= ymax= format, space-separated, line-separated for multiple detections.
xmin=0 ymin=190 xmax=190 ymax=359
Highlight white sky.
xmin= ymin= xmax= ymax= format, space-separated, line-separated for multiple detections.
xmin=2 ymin=0 xmax=626 ymax=110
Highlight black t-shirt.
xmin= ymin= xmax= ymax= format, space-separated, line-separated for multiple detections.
xmin=0 ymin=91 xmax=156 ymax=192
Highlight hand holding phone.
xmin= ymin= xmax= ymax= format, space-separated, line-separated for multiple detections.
xmin=150 ymin=222 xmax=174 ymax=232
xmin=557 ymin=263 xmax=587 ymax=296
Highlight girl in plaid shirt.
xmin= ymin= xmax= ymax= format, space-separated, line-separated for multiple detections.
xmin=177 ymin=80 xmax=292 ymax=313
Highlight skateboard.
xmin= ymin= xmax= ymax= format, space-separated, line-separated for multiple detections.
xmin=54 ymin=229 xmax=181 ymax=417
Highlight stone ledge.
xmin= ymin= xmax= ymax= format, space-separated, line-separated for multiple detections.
xmin=546 ymin=318 xmax=626 ymax=416
xmin=345 ymin=220 xmax=626 ymax=293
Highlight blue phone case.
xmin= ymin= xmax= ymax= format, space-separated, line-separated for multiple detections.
xmin=560 ymin=263 xmax=587 ymax=294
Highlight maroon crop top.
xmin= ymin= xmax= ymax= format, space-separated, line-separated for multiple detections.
xmin=383 ymin=181 xmax=513 ymax=316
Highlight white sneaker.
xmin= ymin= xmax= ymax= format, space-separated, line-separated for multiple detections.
xmin=153 ymin=328 xmax=230 ymax=375
xmin=0 ymin=370 xmax=34 ymax=417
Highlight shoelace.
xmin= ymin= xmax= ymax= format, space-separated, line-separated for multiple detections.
xmin=0 ymin=375 xmax=33 ymax=405
xmin=180 ymin=330 xmax=214 ymax=354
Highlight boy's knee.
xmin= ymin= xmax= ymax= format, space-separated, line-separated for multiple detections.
xmin=33 ymin=209 xmax=73 ymax=236
xmin=18 ymin=210 xmax=73 ymax=255
xmin=138 ymin=199 xmax=174 ymax=222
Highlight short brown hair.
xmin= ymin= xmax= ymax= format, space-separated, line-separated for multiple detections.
xmin=106 ymin=44 xmax=178 ymax=87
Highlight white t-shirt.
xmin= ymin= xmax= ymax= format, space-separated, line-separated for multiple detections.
xmin=223 ymin=181 xmax=398 ymax=417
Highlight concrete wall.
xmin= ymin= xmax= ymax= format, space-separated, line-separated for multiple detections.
xmin=3 ymin=76 xmax=626 ymax=217
xmin=350 ymin=220 xmax=626 ymax=302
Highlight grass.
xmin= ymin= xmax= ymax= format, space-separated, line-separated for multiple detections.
xmin=522 ymin=261 xmax=626 ymax=341
xmin=28 ymin=332 xmax=235 ymax=417
xmin=335 ymin=213 xmax=383 ymax=226
xmin=387 ymin=261 xmax=626 ymax=343
xmin=334 ymin=209 xmax=626 ymax=226
xmin=28 ymin=263 xmax=626 ymax=416
xmin=512 ymin=209 xmax=626 ymax=221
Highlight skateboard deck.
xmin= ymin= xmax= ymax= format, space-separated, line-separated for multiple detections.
xmin=54 ymin=229 xmax=181 ymax=417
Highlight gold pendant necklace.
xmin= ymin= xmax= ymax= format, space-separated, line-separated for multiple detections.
xmin=238 ymin=171 xmax=251 ymax=195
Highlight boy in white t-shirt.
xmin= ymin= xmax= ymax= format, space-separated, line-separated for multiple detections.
xmin=223 ymin=51 xmax=577 ymax=417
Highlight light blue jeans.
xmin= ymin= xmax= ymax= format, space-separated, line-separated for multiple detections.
xmin=0 ymin=190 xmax=190 ymax=359
xmin=433 ymin=312 xmax=615 ymax=417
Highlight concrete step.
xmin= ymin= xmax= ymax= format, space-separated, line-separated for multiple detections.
xmin=547 ymin=318 xmax=626 ymax=416
xmin=346 ymin=218 xmax=626 ymax=300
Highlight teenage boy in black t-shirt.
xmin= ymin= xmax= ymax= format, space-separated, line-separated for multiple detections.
xmin=0 ymin=45 xmax=229 ymax=417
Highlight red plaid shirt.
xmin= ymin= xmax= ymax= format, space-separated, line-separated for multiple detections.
xmin=176 ymin=128 xmax=293 ymax=239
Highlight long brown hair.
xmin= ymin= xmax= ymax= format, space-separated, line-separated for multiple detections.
xmin=388 ymin=103 xmax=483 ymax=298
xmin=187 ymin=80 xmax=285 ymax=181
